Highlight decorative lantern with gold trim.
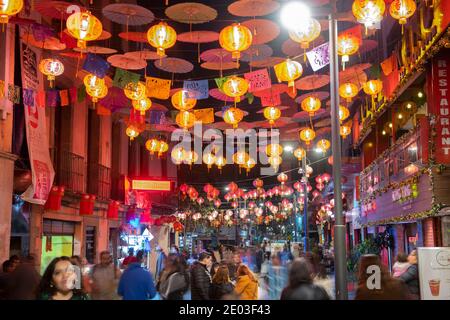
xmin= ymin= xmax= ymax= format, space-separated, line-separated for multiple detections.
xmin=39 ymin=59 xmax=64 ymax=88
xmin=0 ymin=0 xmax=23 ymax=25
xmin=340 ymin=124 xmax=352 ymax=138
xmin=274 ymin=59 xmax=303 ymax=95
xmin=242 ymin=157 xmax=256 ymax=174
xmin=316 ymin=139 xmax=331 ymax=153
xmin=84 ymin=74 xmax=105 ymax=89
xmin=301 ymin=96 xmax=321 ymax=116
xmin=339 ymin=82 xmax=359 ymax=102
xmin=124 ymin=82 xmax=147 ymax=101
xmin=203 ymin=152 xmax=216 ymax=170
xmin=337 ymin=34 xmax=359 ymax=70
xmin=363 ymin=79 xmax=383 ymax=97
xmin=266 ymin=144 xmax=283 ymax=157
xmin=86 ymin=83 xmax=108 ymax=103
xmin=171 ymin=147 xmax=186 ymax=165
xmin=219 ymin=23 xmax=252 ymax=61
xmin=171 ymin=90 xmax=196 ymax=111
xmin=352 ymin=0 xmax=386 ymax=32
xmin=145 ymin=138 xmax=160 ymax=155
xmin=126 ymin=124 xmax=140 ymax=141
xmin=222 ymin=76 xmax=249 ymax=103
xmin=147 ymin=22 xmax=177 ymax=57
xmin=132 ymin=98 xmax=152 ymax=116
xmin=294 ymin=147 xmax=306 ymax=162
xmin=339 ymin=105 xmax=350 ymax=122
xmin=299 ymin=127 xmax=316 ymax=146
xmin=223 ymin=107 xmax=244 ymax=128
xmin=389 ymin=0 xmax=416 ymax=30
xmin=157 ymin=140 xmax=169 ymax=157
xmin=263 ymin=106 xmax=281 ymax=126
xmin=66 ymin=11 xmax=103 ymax=49
xmin=288 ymin=18 xmax=321 ymax=51
xmin=176 ymin=110 xmax=196 ymax=130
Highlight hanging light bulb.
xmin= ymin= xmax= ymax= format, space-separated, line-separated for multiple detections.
xmin=223 ymin=107 xmax=244 ymax=128
xmin=222 ymin=76 xmax=249 ymax=103
xmin=171 ymin=90 xmax=197 ymax=111
xmin=301 ymin=96 xmax=321 ymax=116
xmin=337 ymin=34 xmax=359 ymax=70
xmin=299 ymin=128 xmax=316 ymax=146
xmin=219 ymin=23 xmax=252 ymax=61
xmin=147 ymin=22 xmax=177 ymax=57
xmin=66 ymin=11 xmax=103 ymax=49
xmin=263 ymin=106 xmax=281 ymax=126
xmin=352 ymin=0 xmax=386 ymax=32
xmin=39 ymin=59 xmax=64 ymax=88
xmin=339 ymin=82 xmax=359 ymax=102
xmin=132 ymin=98 xmax=152 ymax=116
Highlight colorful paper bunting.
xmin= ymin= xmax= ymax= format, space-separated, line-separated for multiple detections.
xmin=146 ymin=77 xmax=171 ymax=100
xmin=260 ymin=92 xmax=280 ymax=106
xmin=306 ymin=42 xmax=330 ymax=72
xmin=83 ymin=53 xmax=110 ymax=79
xmin=47 ymin=90 xmax=59 ymax=107
xmin=59 ymin=90 xmax=69 ymax=106
xmin=183 ymin=80 xmax=209 ymax=100
xmin=23 ymin=88 xmax=34 ymax=107
xmin=194 ymin=108 xmax=215 ymax=124
xmin=244 ymin=68 xmax=271 ymax=93
xmin=113 ymin=68 xmax=141 ymax=89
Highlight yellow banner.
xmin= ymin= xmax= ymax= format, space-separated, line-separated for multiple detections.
xmin=145 ymin=77 xmax=171 ymax=100
xmin=131 ymin=179 xmax=171 ymax=191
xmin=194 ymin=108 xmax=215 ymax=124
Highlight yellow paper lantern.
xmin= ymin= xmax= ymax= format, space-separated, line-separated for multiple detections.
xmin=223 ymin=107 xmax=244 ymax=128
xmin=222 ymin=76 xmax=249 ymax=103
xmin=339 ymin=82 xmax=359 ymax=102
xmin=157 ymin=141 xmax=169 ymax=157
xmin=66 ymin=11 xmax=103 ymax=49
xmin=299 ymin=127 xmax=316 ymax=146
xmin=203 ymin=152 xmax=216 ymax=169
xmin=124 ymin=82 xmax=146 ymax=101
xmin=147 ymin=22 xmax=177 ymax=57
xmin=126 ymin=124 xmax=140 ymax=141
xmin=293 ymin=147 xmax=306 ymax=162
xmin=0 ymin=0 xmax=23 ymax=25
xmin=171 ymin=147 xmax=186 ymax=165
xmin=184 ymin=150 xmax=198 ymax=166
xmin=86 ymin=83 xmax=108 ymax=103
xmin=389 ymin=0 xmax=416 ymax=26
xmin=288 ymin=18 xmax=321 ymax=50
xmin=263 ymin=106 xmax=281 ymax=126
xmin=337 ymin=34 xmax=359 ymax=69
xmin=363 ymin=79 xmax=383 ymax=96
xmin=176 ymin=110 xmax=196 ymax=130
xmin=132 ymin=98 xmax=152 ymax=116
xmin=84 ymin=74 xmax=105 ymax=89
xmin=352 ymin=0 xmax=386 ymax=31
xmin=39 ymin=59 xmax=64 ymax=87
xmin=219 ymin=23 xmax=252 ymax=60
xmin=301 ymin=96 xmax=321 ymax=116
xmin=339 ymin=105 xmax=351 ymax=122
xmin=145 ymin=138 xmax=160 ymax=155
xmin=242 ymin=157 xmax=256 ymax=173
xmin=215 ymin=156 xmax=226 ymax=170
xmin=233 ymin=151 xmax=250 ymax=166
xmin=274 ymin=59 xmax=303 ymax=92
xmin=171 ymin=90 xmax=197 ymax=111
xmin=268 ymin=155 xmax=282 ymax=170
xmin=340 ymin=125 xmax=352 ymax=138
xmin=266 ymin=144 xmax=283 ymax=157
xmin=316 ymin=139 xmax=331 ymax=153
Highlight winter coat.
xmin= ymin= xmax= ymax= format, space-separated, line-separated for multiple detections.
xmin=190 ymin=262 xmax=212 ymax=300
xmin=280 ymin=282 xmax=330 ymax=300
xmin=117 ymin=263 xmax=156 ymax=300
xmin=209 ymin=282 xmax=234 ymax=300
xmin=392 ymin=262 xmax=411 ymax=278
xmin=234 ymin=275 xmax=258 ymax=300
xmin=399 ymin=264 xmax=420 ymax=297
xmin=158 ymin=271 xmax=189 ymax=300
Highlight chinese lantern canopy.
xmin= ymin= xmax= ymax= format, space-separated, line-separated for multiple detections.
xmin=340 ymin=124 xmax=352 ymax=138
xmin=176 ymin=110 xmax=196 ymax=130
xmin=294 ymin=147 xmax=306 ymax=162
xmin=223 ymin=107 xmax=244 ymax=128
xmin=339 ymin=105 xmax=350 ymax=122
xmin=132 ymin=98 xmax=152 ymax=116
xmin=66 ymin=11 xmax=103 ymax=49
xmin=145 ymin=138 xmax=160 ymax=155
xmin=337 ymin=34 xmax=359 ymax=70
xmin=352 ymin=0 xmax=386 ymax=33
xmin=389 ymin=0 xmax=416 ymax=31
xmin=147 ymin=21 xmax=177 ymax=57
xmin=301 ymin=96 xmax=321 ymax=116
xmin=222 ymin=76 xmax=249 ymax=103
xmin=219 ymin=23 xmax=252 ymax=62
xmin=274 ymin=59 xmax=303 ymax=95
xmin=39 ymin=59 xmax=64 ymax=88
xmin=124 ymin=82 xmax=147 ymax=101
xmin=171 ymin=90 xmax=197 ymax=111
xmin=263 ymin=106 xmax=281 ymax=127
xmin=288 ymin=18 xmax=321 ymax=50
xmin=299 ymin=127 xmax=316 ymax=146
xmin=339 ymin=82 xmax=359 ymax=103
xmin=0 ymin=0 xmax=23 ymax=25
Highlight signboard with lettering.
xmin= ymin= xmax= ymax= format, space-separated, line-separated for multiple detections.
xmin=131 ymin=179 xmax=172 ymax=192
xmin=418 ymin=247 xmax=450 ymax=300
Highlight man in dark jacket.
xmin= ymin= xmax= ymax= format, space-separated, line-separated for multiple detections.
xmin=190 ymin=251 xmax=212 ymax=300
xmin=399 ymin=250 xmax=420 ymax=299
xmin=118 ymin=250 xmax=156 ymax=300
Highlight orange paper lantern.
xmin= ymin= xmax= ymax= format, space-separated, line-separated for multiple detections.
xmin=66 ymin=11 xmax=103 ymax=49
xmin=147 ymin=22 xmax=177 ymax=57
xmin=219 ymin=23 xmax=252 ymax=61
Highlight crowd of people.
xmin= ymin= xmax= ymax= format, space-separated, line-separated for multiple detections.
xmin=0 ymin=243 xmax=421 ymax=300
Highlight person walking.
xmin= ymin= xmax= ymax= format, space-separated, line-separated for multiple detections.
xmin=210 ymin=264 xmax=234 ymax=300
xmin=117 ymin=250 xmax=156 ymax=300
xmin=91 ymin=251 xmax=121 ymax=300
xmin=280 ymin=258 xmax=329 ymax=300
xmin=234 ymin=264 xmax=258 ymax=300
xmin=121 ymin=248 xmax=137 ymax=269
xmin=392 ymin=252 xmax=411 ymax=278
xmin=157 ymin=254 xmax=189 ymax=300
xmin=0 ymin=260 xmax=15 ymax=299
xmin=190 ymin=251 xmax=213 ymax=300
xmin=37 ymin=256 xmax=89 ymax=300
xmin=228 ymin=253 xmax=242 ymax=282
xmin=399 ymin=250 xmax=420 ymax=299
xmin=10 ymin=255 xmax=41 ymax=300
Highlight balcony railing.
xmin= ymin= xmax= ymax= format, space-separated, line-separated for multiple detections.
xmin=53 ymin=149 xmax=86 ymax=194
xmin=88 ymin=163 xmax=111 ymax=200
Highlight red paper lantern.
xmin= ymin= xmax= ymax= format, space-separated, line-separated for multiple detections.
xmin=107 ymin=200 xmax=120 ymax=220
xmin=312 ymin=190 xmax=320 ymax=198
xmin=253 ymin=178 xmax=264 ymax=189
xmin=228 ymin=182 xmax=238 ymax=192
xmin=173 ymin=221 xmax=184 ymax=232
xmin=180 ymin=183 xmax=189 ymax=194
xmin=45 ymin=186 xmax=65 ymax=211
xmin=140 ymin=209 xmax=152 ymax=224
xmin=203 ymin=183 xmax=214 ymax=194
xmin=80 ymin=194 xmax=96 ymax=215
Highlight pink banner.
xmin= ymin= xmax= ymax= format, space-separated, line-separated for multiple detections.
xmin=244 ymin=68 xmax=271 ymax=93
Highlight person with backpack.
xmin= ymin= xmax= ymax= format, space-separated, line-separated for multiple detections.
xmin=157 ymin=254 xmax=189 ymax=300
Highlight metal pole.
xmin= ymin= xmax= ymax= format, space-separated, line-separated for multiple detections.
xmin=329 ymin=2 xmax=348 ymax=300
xmin=301 ymin=157 xmax=308 ymax=253
xmin=293 ymin=193 xmax=298 ymax=242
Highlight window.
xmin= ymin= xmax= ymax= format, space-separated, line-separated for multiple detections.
xmin=407 ymin=142 xmax=418 ymax=163
xmin=85 ymin=226 xmax=96 ymax=264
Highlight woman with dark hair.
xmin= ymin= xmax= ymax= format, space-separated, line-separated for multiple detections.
xmin=280 ymin=258 xmax=329 ymax=300
xmin=234 ymin=264 xmax=258 ymax=300
xmin=399 ymin=250 xmax=420 ymax=299
xmin=210 ymin=265 xmax=234 ymax=300
xmin=355 ymin=254 xmax=410 ymax=300
xmin=37 ymin=256 xmax=89 ymax=300
xmin=157 ymin=254 xmax=189 ymax=300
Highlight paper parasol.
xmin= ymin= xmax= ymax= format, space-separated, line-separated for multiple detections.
xmin=102 ymin=3 xmax=155 ymax=26
xmin=154 ymin=58 xmax=194 ymax=74
xmin=256 ymin=105 xmax=290 ymax=114
xmin=150 ymin=103 xmax=169 ymax=112
xmin=249 ymin=57 xmax=285 ymax=68
xmin=35 ymin=1 xmax=86 ymax=20
xmin=21 ymin=33 xmax=66 ymax=50
xmin=118 ymin=32 xmax=148 ymax=43
xmin=165 ymin=2 xmax=217 ymax=24
xmin=177 ymin=31 xmax=219 ymax=43
xmin=315 ymin=118 xmax=332 ymax=128
xmin=209 ymin=88 xmax=235 ymax=102
xmin=295 ymin=74 xmax=330 ymax=90
xmin=252 ymin=84 xmax=287 ymax=98
xmin=97 ymin=31 xmax=112 ymax=41
xmin=228 ymin=0 xmax=280 ymax=17
xmin=292 ymin=108 xmax=327 ymax=121
xmin=295 ymin=91 xmax=330 ymax=104
xmin=282 ymin=36 xmax=326 ymax=57
xmin=73 ymin=46 xmax=117 ymax=55
xmin=240 ymin=44 xmax=273 ymax=62
xmin=107 ymin=54 xmax=147 ymax=70
xmin=241 ymin=19 xmax=280 ymax=45
xmin=201 ymin=62 xmax=239 ymax=74
xmin=215 ymin=110 xmax=250 ymax=118
xmin=98 ymin=86 xmax=131 ymax=112
xmin=200 ymin=48 xmax=234 ymax=63
xmin=125 ymin=50 xmax=164 ymax=60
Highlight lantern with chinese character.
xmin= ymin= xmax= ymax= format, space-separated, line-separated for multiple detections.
xmin=132 ymin=98 xmax=152 ymax=116
xmin=124 ymin=82 xmax=146 ymax=101
xmin=352 ymin=0 xmax=386 ymax=32
xmin=263 ymin=106 xmax=281 ymax=126
xmin=299 ymin=127 xmax=316 ymax=146
xmin=301 ymin=96 xmax=321 ymax=116
xmin=223 ymin=107 xmax=244 ymax=128
xmin=288 ymin=18 xmax=321 ymax=50
xmin=266 ymin=143 xmax=283 ymax=157
xmin=66 ymin=11 xmax=103 ymax=49
xmin=0 ymin=0 xmax=23 ymax=25
xmin=339 ymin=82 xmax=359 ymax=102
xmin=86 ymin=83 xmax=108 ymax=103
xmin=222 ymin=76 xmax=249 ymax=103
xmin=176 ymin=110 xmax=196 ymax=130
xmin=316 ymin=139 xmax=331 ymax=153
xmin=339 ymin=105 xmax=350 ymax=122
xmin=147 ymin=22 xmax=177 ymax=57
xmin=84 ymin=73 xmax=104 ymax=88
xmin=363 ymin=79 xmax=383 ymax=98
xmin=340 ymin=124 xmax=352 ymax=138
xmin=39 ymin=59 xmax=64 ymax=88
xmin=145 ymin=138 xmax=160 ymax=155
xmin=389 ymin=0 xmax=416 ymax=31
xmin=171 ymin=90 xmax=197 ymax=111
xmin=274 ymin=59 xmax=303 ymax=94
xmin=337 ymin=34 xmax=359 ymax=70
xmin=125 ymin=124 xmax=140 ymax=141
xmin=215 ymin=156 xmax=226 ymax=171
xmin=219 ymin=23 xmax=252 ymax=61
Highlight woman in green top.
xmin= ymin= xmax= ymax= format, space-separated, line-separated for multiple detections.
xmin=37 ymin=256 xmax=89 ymax=300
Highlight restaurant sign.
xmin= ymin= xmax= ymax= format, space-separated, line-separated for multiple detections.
xmin=391 ymin=184 xmax=419 ymax=203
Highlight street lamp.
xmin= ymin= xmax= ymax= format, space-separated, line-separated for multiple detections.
xmin=281 ymin=0 xmax=348 ymax=300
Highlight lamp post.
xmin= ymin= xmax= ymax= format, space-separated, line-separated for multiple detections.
xmin=301 ymin=156 xmax=308 ymax=253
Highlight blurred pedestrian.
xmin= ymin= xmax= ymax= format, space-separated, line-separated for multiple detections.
xmin=255 ymin=245 xmax=264 ymax=273
xmin=0 ymin=260 xmax=15 ymax=299
xmin=157 ymin=254 xmax=189 ymax=300
xmin=10 ymin=255 xmax=41 ymax=300
xmin=190 ymin=251 xmax=213 ymax=300
xmin=399 ymin=250 xmax=420 ymax=299
xmin=392 ymin=253 xmax=411 ymax=278
xmin=91 ymin=251 xmax=121 ymax=300
xmin=234 ymin=264 xmax=258 ymax=300
xmin=355 ymin=254 xmax=410 ymax=300
xmin=70 ymin=256 xmax=83 ymax=290
xmin=210 ymin=265 xmax=234 ymax=300
xmin=210 ymin=262 xmax=220 ymax=279
xmin=280 ymin=258 xmax=329 ymax=300
xmin=37 ymin=256 xmax=89 ymax=300
xmin=118 ymin=250 xmax=156 ymax=300
xmin=228 ymin=253 xmax=242 ymax=281
xmin=313 ymin=263 xmax=334 ymax=299
xmin=9 ymin=255 xmax=20 ymax=270
xmin=121 ymin=248 xmax=137 ymax=269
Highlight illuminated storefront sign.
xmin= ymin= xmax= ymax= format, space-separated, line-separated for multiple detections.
xmin=131 ymin=179 xmax=172 ymax=191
